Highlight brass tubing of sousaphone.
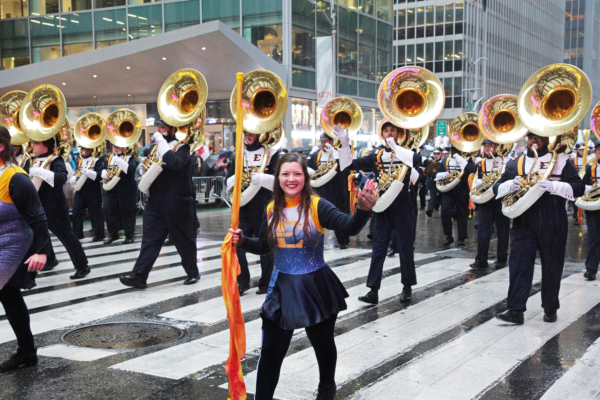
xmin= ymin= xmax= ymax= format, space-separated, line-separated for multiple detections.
xmin=74 ymin=112 xmax=106 ymax=150
xmin=320 ymin=97 xmax=363 ymax=141
xmin=0 ymin=90 xmax=28 ymax=145
xmin=157 ymin=68 xmax=208 ymax=128
xmin=479 ymin=94 xmax=528 ymax=145
xmin=104 ymin=109 xmax=142 ymax=149
xmin=19 ymin=84 xmax=67 ymax=142
xmin=449 ymin=112 xmax=484 ymax=154
xmin=591 ymin=101 xmax=600 ymax=142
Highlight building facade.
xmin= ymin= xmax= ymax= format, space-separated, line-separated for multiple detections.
xmin=393 ymin=0 xmax=565 ymax=132
xmin=564 ymin=0 xmax=600 ymax=129
xmin=0 ymin=0 xmax=394 ymax=150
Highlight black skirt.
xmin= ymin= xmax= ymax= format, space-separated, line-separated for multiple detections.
xmin=261 ymin=265 xmax=348 ymax=330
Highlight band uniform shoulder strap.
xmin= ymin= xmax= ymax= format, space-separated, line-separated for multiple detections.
xmin=517 ymin=155 xmax=526 ymax=176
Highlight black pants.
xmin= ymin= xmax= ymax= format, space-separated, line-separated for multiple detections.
xmin=236 ymin=208 xmax=274 ymax=290
xmin=368 ymin=203 xmax=417 ymax=289
xmin=507 ymin=210 xmax=568 ymax=313
xmin=426 ymin=178 xmax=441 ymax=212
xmin=47 ymin=209 xmax=88 ymax=271
xmin=441 ymin=185 xmax=470 ymax=240
xmin=255 ymin=315 xmax=337 ymax=400
xmin=132 ymin=199 xmax=199 ymax=280
xmin=586 ymin=210 xmax=600 ymax=273
xmin=104 ymin=190 xmax=136 ymax=239
xmin=475 ymin=199 xmax=510 ymax=264
xmin=418 ymin=183 xmax=427 ymax=208
xmin=572 ymin=201 xmax=579 ymax=220
xmin=0 ymin=285 xmax=34 ymax=352
xmin=73 ymin=190 xmax=104 ymax=237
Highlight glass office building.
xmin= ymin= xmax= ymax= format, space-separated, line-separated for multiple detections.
xmin=0 ymin=0 xmax=393 ymax=149
xmin=393 ymin=0 xmax=564 ymax=128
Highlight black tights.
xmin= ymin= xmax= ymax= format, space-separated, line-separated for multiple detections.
xmin=255 ymin=314 xmax=337 ymax=400
xmin=0 ymin=285 xmax=34 ymax=352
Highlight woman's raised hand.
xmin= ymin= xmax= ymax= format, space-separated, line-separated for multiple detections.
xmin=357 ymin=179 xmax=378 ymax=211
xmin=228 ymin=228 xmax=243 ymax=245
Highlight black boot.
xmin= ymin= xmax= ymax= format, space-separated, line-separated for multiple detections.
xmin=493 ymin=260 xmax=507 ymax=269
xmin=103 ymin=235 xmax=120 ymax=245
xmin=315 ymin=383 xmax=336 ymax=400
xmin=70 ymin=267 xmax=91 ymax=280
xmin=469 ymin=261 xmax=489 ymax=270
xmin=584 ymin=270 xmax=597 ymax=281
xmin=183 ymin=274 xmax=200 ymax=285
xmin=119 ymin=273 xmax=147 ymax=289
xmin=358 ymin=289 xmax=379 ymax=305
xmin=387 ymin=247 xmax=397 ymax=257
xmin=496 ymin=310 xmax=524 ymax=325
xmin=457 ymin=239 xmax=465 ymax=247
xmin=426 ymin=210 xmax=433 ymax=217
xmin=123 ymin=237 xmax=134 ymax=244
xmin=76 ymin=232 xmax=84 ymax=239
xmin=0 ymin=348 xmax=38 ymax=372
xmin=238 ymin=283 xmax=250 ymax=296
xmin=443 ymin=236 xmax=454 ymax=247
xmin=543 ymin=311 xmax=557 ymax=323
xmin=92 ymin=234 xmax=105 ymax=242
xmin=339 ymin=243 xmax=349 ymax=250
xmin=400 ymin=286 xmax=412 ymax=303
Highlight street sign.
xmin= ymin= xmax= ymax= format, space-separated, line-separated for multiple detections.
xmin=437 ymin=120 xmax=447 ymax=136
xmin=467 ymin=102 xmax=473 ymax=111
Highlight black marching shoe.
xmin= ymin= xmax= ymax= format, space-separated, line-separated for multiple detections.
xmin=367 ymin=233 xmax=373 ymax=240
xmin=387 ymin=247 xmax=397 ymax=257
xmin=42 ymin=258 xmax=59 ymax=272
xmin=238 ymin=284 xmax=250 ymax=296
xmin=103 ymin=235 xmax=120 ymax=245
xmin=92 ymin=234 xmax=105 ymax=242
xmin=469 ymin=261 xmax=488 ymax=270
xmin=543 ymin=311 xmax=557 ymax=323
xmin=426 ymin=210 xmax=433 ymax=218
xmin=358 ymin=289 xmax=379 ymax=305
xmin=256 ymin=287 xmax=268 ymax=295
xmin=443 ymin=236 xmax=454 ymax=247
xmin=164 ymin=239 xmax=173 ymax=246
xmin=119 ymin=274 xmax=147 ymax=289
xmin=584 ymin=270 xmax=597 ymax=281
xmin=339 ymin=244 xmax=349 ymax=250
xmin=183 ymin=274 xmax=200 ymax=285
xmin=123 ymin=237 xmax=134 ymax=244
xmin=574 ymin=220 xmax=580 ymax=226
xmin=76 ymin=232 xmax=84 ymax=239
xmin=0 ymin=348 xmax=38 ymax=373
xmin=493 ymin=260 xmax=507 ymax=269
xmin=400 ymin=286 xmax=412 ymax=303
xmin=315 ymin=383 xmax=336 ymax=400
xmin=457 ymin=239 xmax=465 ymax=247
xmin=70 ymin=267 xmax=91 ymax=280
xmin=496 ymin=310 xmax=524 ymax=325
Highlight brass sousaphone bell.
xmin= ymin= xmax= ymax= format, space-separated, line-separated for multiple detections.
xmin=575 ymin=102 xmax=600 ymax=211
xmin=73 ymin=113 xmax=107 ymax=191
xmin=229 ymin=70 xmax=288 ymax=206
xmin=311 ymin=97 xmax=364 ymax=187
xmin=103 ymin=109 xmax=142 ymax=191
xmin=0 ymin=90 xmax=29 ymax=146
xmin=502 ymin=63 xmax=591 ymax=218
xmin=373 ymin=66 xmax=444 ymax=212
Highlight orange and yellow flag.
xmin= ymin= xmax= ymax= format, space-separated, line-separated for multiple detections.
xmin=221 ymin=72 xmax=247 ymax=400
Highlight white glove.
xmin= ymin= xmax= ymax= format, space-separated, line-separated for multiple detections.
xmin=69 ymin=176 xmax=77 ymax=185
xmin=226 ymin=175 xmax=235 ymax=191
xmin=537 ymin=179 xmax=555 ymax=193
xmin=152 ymin=131 xmax=167 ymax=144
xmin=101 ymin=170 xmax=108 ymax=180
xmin=308 ymin=167 xmax=316 ymax=177
xmin=83 ymin=167 xmax=97 ymax=180
xmin=325 ymin=143 xmax=340 ymax=160
xmin=157 ymin=140 xmax=172 ymax=157
xmin=510 ymin=176 xmax=522 ymax=192
xmin=475 ymin=179 xmax=483 ymax=188
xmin=251 ymin=173 xmax=275 ymax=191
xmin=30 ymin=167 xmax=54 ymax=187
xmin=334 ymin=124 xmax=349 ymax=148
xmin=386 ymin=137 xmax=414 ymax=167
xmin=113 ymin=157 xmax=129 ymax=173
xmin=435 ymin=171 xmax=449 ymax=181
xmin=585 ymin=185 xmax=594 ymax=193
xmin=453 ymin=153 xmax=468 ymax=171
xmin=29 ymin=166 xmax=42 ymax=177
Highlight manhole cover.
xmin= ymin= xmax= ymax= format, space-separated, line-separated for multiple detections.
xmin=62 ymin=322 xmax=184 ymax=349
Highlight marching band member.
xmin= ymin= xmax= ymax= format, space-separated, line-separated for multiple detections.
xmin=337 ymin=122 xmax=422 ymax=305
xmin=0 ymin=128 xmax=49 ymax=372
xmin=70 ymin=147 xmax=105 ymax=241
xmin=29 ymin=137 xmax=90 ymax=279
xmin=119 ymin=119 xmax=200 ymax=288
xmin=14 ymin=145 xmax=30 ymax=173
xmin=570 ymin=142 xmax=585 ymax=225
xmin=435 ymin=147 xmax=476 ymax=247
xmin=307 ymin=132 xmax=350 ymax=249
xmin=470 ymin=139 xmax=509 ymax=269
xmin=102 ymin=146 xmax=137 ymax=245
xmin=424 ymin=147 xmax=442 ymax=217
xmin=226 ymin=130 xmax=278 ymax=295
xmin=494 ymin=132 xmax=584 ymax=324
xmin=229 ymin=153 xmax=376 ymax=400
xmin=581 ymin=142 xmax=600 ymax=281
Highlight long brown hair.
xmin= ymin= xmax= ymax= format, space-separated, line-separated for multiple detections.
xmin=268 ymin=152 xmax=316 ymax=248
xmin=0 ymin=127 xmax=18 ymax=165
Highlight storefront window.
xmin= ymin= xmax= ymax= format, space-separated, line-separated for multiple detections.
xmin=292 ymin=0 xmax=315 ymax=68
xmin=62 ymin=12 xmax=93 ymax=57
xmin=338 ymin=76 xmax=357 ymax=96
xmin=291 ymin=98 xmax=317 ymax=149
xmin=358 ymin=14 xmax=375 ymax=81
xmin=95 ymin=8 xmax=127 ymax=48
xmin=292 ymin=68 xmax=315 ymax=90
xmin=377 ymin=21 xmax=393 ymax=81
xmin=31 ymin=15 xmax=60 ymax=63
xmin=165 ymin=0 xmax=199 ymax=32
xmin=29 ymin=0 xmax=58 ymax=15
xmin=242 ymin=0 xmax=282 ymax=62
xmin=359 ymin=81 xmax=376 ymax=99
xmin=1 ymin=0 xmax=28 ymax=19
xmin=338 ymin=7 xmax=357 ymax=77
xmin=128 ymin=4 xmax=162 ymax=40
xmin=0 ymin=19 xmax=29 ymax=70
xmin=62 ymin=0 xmax=91 ymax=13
xmin=203 ymin=0 xmax=239 ymax=31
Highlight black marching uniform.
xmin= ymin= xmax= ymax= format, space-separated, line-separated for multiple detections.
xmin=103 ymin=153 xmax=137 ymax=241
xmin=423 ymin=156 xmax=441 ymax=213
xmin=493 ymin=149 xmax=584 ymax=316
xmin=307 ymin=146 xmax=350 ymax=247
xmin=130 ymin=139 xmax=199 ymax=282
xmin=342 ymin=145 xmax=421 ymax=291
xmin=436 ymin=154 xmax=477 ymax=243
xmin=72 ymin=154 xmax=105 ymax=239
xmin=582 ymin=160 xmax=600 ymax=278
xmin=31 ymin=154 xmax=89 ymax=273
xmin=473 ymin=154 xmax=510 ymax=267
xmin=570 ymin=152 xmax=585 ymax=223
xmin=227 ymin=143 xmax=278 ymax=292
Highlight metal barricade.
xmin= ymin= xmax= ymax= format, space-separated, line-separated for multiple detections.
xmin=193 ymin=176 xmax=231 ymax=208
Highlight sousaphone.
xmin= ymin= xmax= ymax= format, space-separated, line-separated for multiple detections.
xmin=73 ymin=113 xmax=106 ymax=191
xmin=575 ymin=102 xmax=600 ymax=211
xmin=103 ymin=109 xmax=142 ymax=191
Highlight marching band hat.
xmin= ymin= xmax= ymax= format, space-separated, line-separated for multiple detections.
xmin=433 ymin=148 xmax=441 ymax=154
xmin=155 ymin=118 xmax=174 ymax=129
xmin=482 ymin=138 xmax=494 ymax=145
xmin=319 ymin=132 xmax=331 ymax=141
